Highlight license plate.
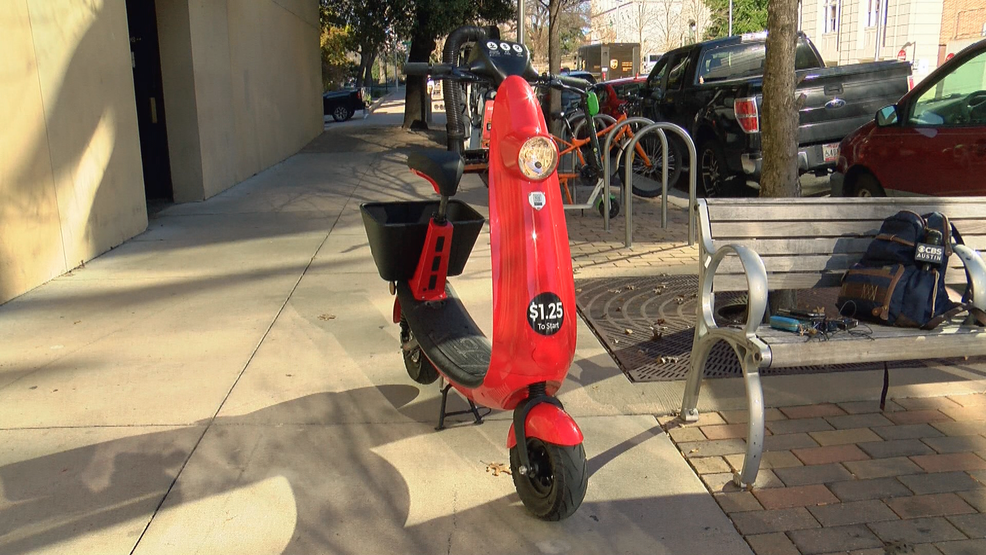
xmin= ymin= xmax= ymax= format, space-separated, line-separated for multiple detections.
xmin=823 ymin=143 xmax=839 ymax=163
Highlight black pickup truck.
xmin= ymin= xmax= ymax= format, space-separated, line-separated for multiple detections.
xmin=636 ymin=32 xmax=911 ymax=197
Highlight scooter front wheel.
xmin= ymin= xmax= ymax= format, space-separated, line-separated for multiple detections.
xmin=510 ymin=438 xmax=587 ymax=521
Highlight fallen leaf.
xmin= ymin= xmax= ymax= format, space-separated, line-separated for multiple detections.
xmin=485 ymin=462 xmax=512 ymax=476
xmin=624 ymin=328 xmax=633 ymax=335
xmin=318 ymin=314 xmax=336 ymax=321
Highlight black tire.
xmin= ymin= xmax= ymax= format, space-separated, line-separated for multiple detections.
xmin=596 ymin=195 xmax=620 ymax=218
xmin=848 ymin=173 xmax=885 ymax=197
xmin=332 ymin=105 xmax=353 ymax=122
xmin=628 ymin=135 xmax=683 ymax=198
xmin=400 ymin=318 xmax=439 ymax=384
xmin=697 ymin=139 xmax=740 ymax=198
xmin=510 ymin=438 xmax=588 ymax=521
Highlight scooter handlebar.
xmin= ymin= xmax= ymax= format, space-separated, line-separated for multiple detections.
xmin=403 ymin=63 xmax=456 ymax=77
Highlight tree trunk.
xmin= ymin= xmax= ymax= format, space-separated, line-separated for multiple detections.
xmin=761 ymin=0 xmax=800 ymax=316
xmin=363 ymin=52 xmax=377 ymax=89
xmin=402 ymin=10 xmax=435 ymax=130
xmin=547 ymin=0 xmax=562 ymax=135
xmin=759 ymin=0 xmax=800 ymax=199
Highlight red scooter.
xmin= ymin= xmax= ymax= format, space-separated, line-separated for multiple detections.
xmin=360 ymin=29 xmax=587 ymax=520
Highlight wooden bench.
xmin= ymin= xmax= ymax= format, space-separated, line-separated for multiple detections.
xmin=680 ymin=198 xmax=986 ymax=488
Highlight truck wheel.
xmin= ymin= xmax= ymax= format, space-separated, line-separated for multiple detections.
xmin=850 ymin=173 xmax=885 ymax=197
xmin=698 ymin=140 xmax=738 ymax=198
xmin=332 ymin=105 xmax=353 ymax=122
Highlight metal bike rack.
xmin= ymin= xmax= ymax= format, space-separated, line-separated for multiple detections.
xmin=601 ymin=117 xmax=654 ymax=232
xmin=621 ymin=122 xmax=697 ymax=247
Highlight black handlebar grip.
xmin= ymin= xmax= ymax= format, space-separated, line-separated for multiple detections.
xmin=556 ymin=74 xmax=591 ymax=89
xmin=404 ymin=62 xmax=431 ymax=76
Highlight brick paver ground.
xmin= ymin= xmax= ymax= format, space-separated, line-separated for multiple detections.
xmin=664 ymin=395 xmax=986 ymax=555
xmin=563 ymin=192 xmax=699 ymax=277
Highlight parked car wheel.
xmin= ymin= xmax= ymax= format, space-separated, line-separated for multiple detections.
xmin=333 ymin=105 xmax=353 ymax=122
xmin=848 ymin=172 xmax=885 ymax=197
xmin=698 ymin=140 xmax=739 ymax=198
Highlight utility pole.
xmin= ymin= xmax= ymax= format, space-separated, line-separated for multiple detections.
xmin=729 ymin=0 xmax=733 ymax=35
xmin=518 ymin=0 xmax=526 ymax=44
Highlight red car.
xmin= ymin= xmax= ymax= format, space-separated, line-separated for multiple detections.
xmin=834 ymin=38 xmax=986 ymax=196
xmin=593 ymin=76 xmax=647 ymax=118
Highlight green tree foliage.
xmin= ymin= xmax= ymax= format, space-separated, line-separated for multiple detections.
xmin=321 ymin=25 xmax=357 ymax=91
xmin=528 ymin=0 xmax=589 ymax=66
xmin=322 ymin=0 xmax=406 ymax=88
xmin=703 ymin=0 xmax=768 ymax=39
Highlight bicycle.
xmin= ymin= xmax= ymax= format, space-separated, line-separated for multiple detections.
xmin=554 ymin=106 xmax=664 ymax=217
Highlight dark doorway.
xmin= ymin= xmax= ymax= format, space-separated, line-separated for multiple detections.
xmin=126 ymin=0 xmax=173 ymax=201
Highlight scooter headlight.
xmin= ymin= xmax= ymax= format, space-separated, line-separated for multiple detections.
xmin=517 ymin=136 xmax=558 ymax=181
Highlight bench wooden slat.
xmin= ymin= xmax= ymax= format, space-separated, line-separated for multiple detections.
xmin=763 ymin=325 xmax=986 ymax=368
xmin=711 ymin=220 xmax=986 ymax=240
xmin=716 ymin=253 xmax=975 ymax=277
xmin=710 ymin=237 xmax=874 ymax=256
xmin=713 ymin=273 xmax=841 ymax=290
xmin=704 ymin=198 xmax=986 ymax=221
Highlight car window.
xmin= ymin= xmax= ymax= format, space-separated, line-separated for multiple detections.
xmin=909 ymin=50 xmax=986 ymax=126
xmin=647 ymin=57 xmax=669 ymax=89
xmin=666 ymin=55 xmax=690 ymax=90
xmin=614 ymin=82 xmax=642 ymax=98
xmin=795 ymin=37 xmax=821 ymax=70
xmin=697 ymin=44 xmax=763 ymax=83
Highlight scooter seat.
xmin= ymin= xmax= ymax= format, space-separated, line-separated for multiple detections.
xmin=397 ymin=282 xmax=490 ymax=389
xmin=407 ymin=150 xmax=464 ymax=198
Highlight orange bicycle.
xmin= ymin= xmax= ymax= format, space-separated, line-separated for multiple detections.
xmin=554 ymin=108 xmax=663 ymax=217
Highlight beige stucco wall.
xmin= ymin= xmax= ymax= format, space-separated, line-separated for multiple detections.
xmin=0 ymin=0 xmax=148 ymax=304
xmin=158 ymin=0 xmax=322 ymax=201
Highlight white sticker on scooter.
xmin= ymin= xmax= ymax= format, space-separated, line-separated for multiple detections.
xmin=528 ymin=293 xmax=564 ymax=336
xmin=529 ymin=192 xmax=546 ymax=210
xmin=487 ymin=41 xmax=499 ymax=50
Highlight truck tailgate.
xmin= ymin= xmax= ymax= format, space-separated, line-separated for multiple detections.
xmin=796 ymin=60 xmax=910 ymax=146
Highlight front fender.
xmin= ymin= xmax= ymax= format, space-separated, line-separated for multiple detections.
xmin=506 ymin=403 xmax=583 ymax=448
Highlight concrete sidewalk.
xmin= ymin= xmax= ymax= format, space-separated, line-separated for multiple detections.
xmin=3 ymin=100 xmax=986 ymax=555
xmin=0 ymin=115 xmax=749 ymax=554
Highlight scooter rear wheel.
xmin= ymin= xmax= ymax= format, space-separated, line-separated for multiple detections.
xmin=400 ymin=318 xmax=439 ymax=385
xmin=510 ymin=438 xmax=587 ymax=521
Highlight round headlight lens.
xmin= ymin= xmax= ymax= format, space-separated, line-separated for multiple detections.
xmin=517 ymin=136 xmax=558 ymax=181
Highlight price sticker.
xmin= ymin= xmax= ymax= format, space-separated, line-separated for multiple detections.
xmin=527 ymin=293 xmax=564 ymax=336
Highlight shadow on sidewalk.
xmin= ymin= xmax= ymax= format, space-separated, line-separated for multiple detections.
xmin=0 ymin=386 xmax=728 ymax=555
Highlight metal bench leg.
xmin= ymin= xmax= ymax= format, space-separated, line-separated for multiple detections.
xmin=680 ymin=338 xmax=714 ymax=422
xmin=735 ymin=349 xmax=765 ymax=488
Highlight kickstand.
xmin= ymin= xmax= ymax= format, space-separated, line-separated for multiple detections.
xmin=436 ymin=383 xmax=485 ymax=431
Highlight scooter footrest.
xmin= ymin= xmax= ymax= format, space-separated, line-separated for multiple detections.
xmin=397 ymin=283 xmax=491 ymax=389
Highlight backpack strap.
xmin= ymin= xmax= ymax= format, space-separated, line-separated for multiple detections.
xmin=922 ymin=303 xmax=986 ymax=330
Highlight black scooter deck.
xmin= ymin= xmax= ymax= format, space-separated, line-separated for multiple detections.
xmin=397 ymin=283 xmax=491 ymax=389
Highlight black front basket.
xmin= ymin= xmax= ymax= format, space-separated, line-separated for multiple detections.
xmin=360 ymin=200 xmax=486 ymax=281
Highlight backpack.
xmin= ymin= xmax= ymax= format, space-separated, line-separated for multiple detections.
xmin=837 ymin=210 xmax=984 ymax=329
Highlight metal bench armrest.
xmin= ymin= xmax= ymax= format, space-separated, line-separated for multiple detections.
xmin=701 ymin=244 xmax=769 ymax=338
xmin=954 ymin=244 xmax=986 ymax=311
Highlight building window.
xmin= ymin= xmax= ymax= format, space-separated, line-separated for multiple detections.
xmin=866 ymin=0 xmax=878 ymax=27
xmin=825 ymin=0 xmax=839 ymax=33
